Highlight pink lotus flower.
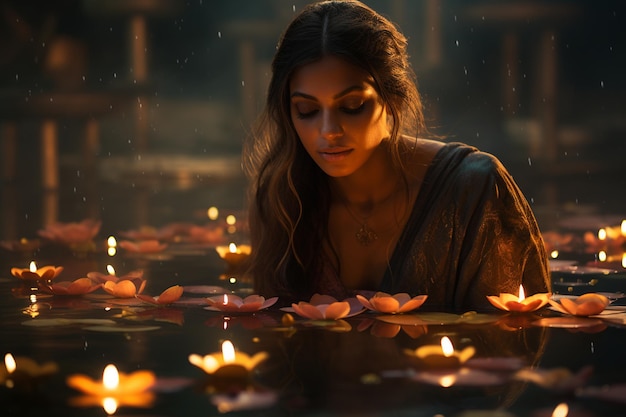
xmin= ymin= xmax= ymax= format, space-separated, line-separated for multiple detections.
xmin=290 ymin=294 xmax=364 ymax=320
xmin=548 ymin=293 xmax=610 ymax=317
xmin=11 ymin=262 xmax=64 ymax=282
xmin=38 ymin=219 xmax=101 ymax=245
xmin=102 ymin=278 xmax=147 ymax=298
xmin=205 ymin=294 xmax=278 ymax=313
xmin=136 ymin=285 xmax=184 ymax=306
xmin=118 ymin=239 xmax=167 ymax=253
xmin=356 ymin=292 xmax=428 ymax=314
xmin=40 ymin=277 xmax=101 ymax=296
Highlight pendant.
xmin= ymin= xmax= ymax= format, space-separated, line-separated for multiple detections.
xmin=356 ymin=223 xmax=378 ymax=246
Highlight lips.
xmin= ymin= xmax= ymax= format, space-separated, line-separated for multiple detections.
xmin=319 ymin=147 xmax=353 ymax=162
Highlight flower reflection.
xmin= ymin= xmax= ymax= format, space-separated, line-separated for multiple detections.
xmin=356 ymin=292 xmax=428 ymax=314
xmin=205 ymin=294 xmax=278 ymax=313
xmin=11 ymin=261 xmax=63 ymax=282
xmin=514 ymin=365 xmax=593 ymax=393
xmin=40 ymin=277 xmax=101 ymax=296
xmin=211 ymin=387 xmax=278 ymax=412
xmin=288 ymin=294 xmax=364 ymax=320
xmin=548 ymin=293 xmax=610 ymax=316
xmin=356 ymin=318 xmax=428 ymax=339
xmin=38 ymin=219 xmax=101 ymax=248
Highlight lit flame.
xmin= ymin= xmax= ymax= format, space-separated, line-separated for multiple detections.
xmin=228 ymin=243 xmax=237 ymax=253
xmin=550 ymin=250 xmax=559 ymax=259
xmin=4 ymin=353 xmax=16 ymax=373
xmin=441 ymin=336 xmax=454 ymax=357
xmin=621 ymin=220 xmax=626 ymax=237
xmin=207 ymin=206 xmax=219 ymax=220
xmin=518 ymin=285 xmax=525 ymax=302
xmin=622 ymin=253 xmax=626 ymax=269
xmin=102 ymin=364 xmax=119 ymax=391
xmin=106 ymin=265 xmax=116 ymax=275
xmin=598 ymin=228 xmax=607 ymax=240
xmin=221 ymin=340 xmax=236 ymax=364
xmin=551 ymin=402 xmax=569 ymax=417
xmin=223 ymin=294 xmax=229 ymax=305
xmin=598 ymin=251 xmax=607 ymax=262
xmin=226 ymin=215 xmax=236 ymax=226
xmin=29 ymin=261 xmax=37 ymax=272
xmin=107 ymin=236 xmax=117 ymax=247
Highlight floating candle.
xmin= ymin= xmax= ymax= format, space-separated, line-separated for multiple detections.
xmin=215 ymin=243 xmax=252 ymax=270
xmin=10 ymin=261 xmax=64 ymax=282
xmin=189 ymin=340 xmax=268 ymax=392
xmin=205 ymin=294 xmax=278 ymax=313
xmin=67 ymin=364 xmax=155 ymax=412
xmin=356 ymin=292 xmax=428 ymax=314
xmin=404 ymin=336 xmax=476 ymax=369
xmin=486 ymin=285 xmax=551 ymax=312
xmin=0 ymin=353 xmax=58 ymax=390
xmin=548 ymin=293 xmax=610 ymax=317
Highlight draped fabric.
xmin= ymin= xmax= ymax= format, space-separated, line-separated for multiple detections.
xmin=316 ymin=142 xmax=551 ymax=312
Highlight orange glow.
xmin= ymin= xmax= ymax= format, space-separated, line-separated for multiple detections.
xmin=441 ymin=337 xmax=454 ymax=357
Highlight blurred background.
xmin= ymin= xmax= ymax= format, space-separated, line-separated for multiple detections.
xmin=0 ymin=0 xmax=625 ymax=240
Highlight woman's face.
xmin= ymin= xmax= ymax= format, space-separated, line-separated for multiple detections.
xmin=289 ymin=55 xmax=390 ymax=178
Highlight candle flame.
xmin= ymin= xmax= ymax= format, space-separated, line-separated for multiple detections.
xmin=551 ymin=402 xmax=569 ymax=417
xmin=102 ymin=364 xmax=120 ymax=390
xmin=4 ymin=353 xmax=16 ymax=373
xmin=102 ymin=397 xmax=118 ymax=415
xmin=622 ymin=253 xmax=626 ymax=269
xmin=228 ymin=243 xmax=237 ymax=253
xmin=598 ymin=228 xmax=607 ymax=240
xmin=226 ymin=215 xmax=236 ymax=226
xmin=221 ymin=340 xmax=236 ymax=364
xmin=107 ymin=236 xmax=117 ymax=247
xmin=441 ymin=336 xmax=454 ymax=357
xmin=518 ymin=285 xmax=525 ymax=301
xmin=621 ymin=220 xmax=626 ymax=237
xmin=598 ymin=251 xmax=607 ymax=262
xmin=223 ymin=294 xmax=229 ymax=305
xmin=29 ymin=261 xmax=37 ymax=272
xmin=106 ymin=265 xmax=116 ymax=275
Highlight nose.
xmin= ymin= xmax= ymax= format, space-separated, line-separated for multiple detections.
xmin=321 ymin=110 xmax=343 ymax=140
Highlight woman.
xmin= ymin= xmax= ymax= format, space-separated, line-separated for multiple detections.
xmin=242 ymin=0 xmax=550 ymax=311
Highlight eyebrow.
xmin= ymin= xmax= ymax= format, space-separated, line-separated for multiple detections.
xmin=290 ymin=85 xmax=367 ymax=101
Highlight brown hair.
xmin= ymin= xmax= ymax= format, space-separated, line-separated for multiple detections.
xmin=242 ymin=0 xmax=426 ymax=302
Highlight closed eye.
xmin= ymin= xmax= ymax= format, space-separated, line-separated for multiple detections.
xmin=341 ymin=102 xmax=365 ymax=115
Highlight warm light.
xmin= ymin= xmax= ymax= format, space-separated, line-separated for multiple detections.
xmin=207 ymin=206 xmax=219 ymax=220
xmin=518 ymin=285 xmax=525 ymax=301
xmin=621 ymin=220 xmax=626 ymax=236
xmin=439 ymin=374 xmax=456 ymax=387
xmin=226 ymin=215 xmax=236 ymax=226
xmin=107 ymin=236 xmax=117 ymax=247
xmin=102 ymin=397 xmax=118 ymax=415
xmin=221 ymin=340 xmax=236 ymax=364
xmin=106 ymin=265 xmax=116 ymax=275
xmin=4 ymin=353 xmax=16 ymax=373
xmin=223 ymin=294 xmax=229 ymax=305
xmin=598 ymin=251 xmax=607 ymax=262
xmin=551 ymin=402 xmax=569 ymax=417
xmin=441 ymin=337 xmax=454 ymax=357
xmin=622 ymin=253 xmax=626 ymax=269
xmin=598 ymin=228 xmax=607 ymax=240
xmin=228 ymin=243 xmax=237 ymax=253
xmin=550 ymin=250 xmax=559 ymax=259
xmin=29 ymin=261 xmax=37 ymax=272
xmin=107 ymin=247 xmax=117 ymax=257
xmin=102 ymin=364 xmax=119 ymax=390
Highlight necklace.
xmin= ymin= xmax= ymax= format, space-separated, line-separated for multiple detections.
xmin=341 ymin=201 xmax=379 ymax=246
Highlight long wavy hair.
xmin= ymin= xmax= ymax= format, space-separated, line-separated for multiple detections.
xmin=242 ymin=0 xmax=426 ymax=302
